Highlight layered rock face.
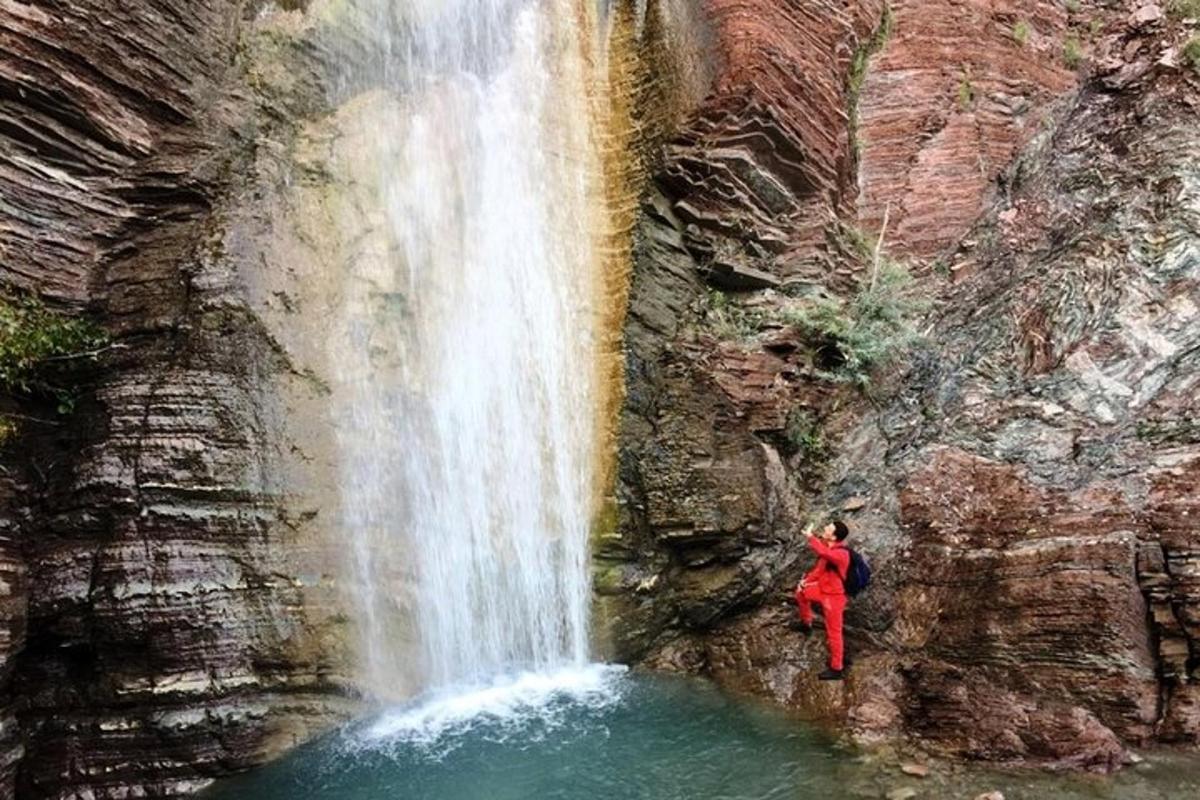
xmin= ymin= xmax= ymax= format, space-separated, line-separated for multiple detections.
xmin=2 ymin=0 xmax=1198 ymax=795
xmin=596 ymin=0 xmax=890 ymax=656
xmin=612 ymin=0 xmax=1200 ymax=771
xmin=855 ymin=0 xmax=1085 ymax=257
xmin=1 ymin=2 xmax=353 ymax=797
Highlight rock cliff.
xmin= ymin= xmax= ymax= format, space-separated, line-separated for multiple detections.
xmin=1 ymin=1 xmax=353 ymax=797
xmin=608 ymin=0 xmax=1200 ymax=772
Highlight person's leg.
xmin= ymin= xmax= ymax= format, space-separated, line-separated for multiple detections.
xmin=799 ymin=583 xmax=826 ymax=623
xmin=820 ymin=595 xmax=846 ymax=671
xmin=794 ymin=583 xmax=814 ymax=625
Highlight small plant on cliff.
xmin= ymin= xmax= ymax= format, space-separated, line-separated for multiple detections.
xmin=784 ymin=407 xmax=826 ymax=461
xmin=847 ymin=5 xmax=894 ymax=157
xmin=849 ymin=5 xmax=894 ymax=95
xmin=1063 ymin=35 xmax=1083 ymax=68
xmin=1184 ymin=36 xmax=1200 ymax=74
xmin=704 ymin=288 xmax=767 ymax=340
xmin=782 ymin=259 xmax=925 ymax=386
xmin=956 ymin=67 xmax=975 ymax=110
xmin=1012 ymin=20 xmax=1031 ymax=46
xmin=0 ymin=291 xmax=108 ymax=420
xmin=1064 ymin=0 xmax=1081 ymax=14
xmin=1168 ymin=0 xmax=1200 ymax=20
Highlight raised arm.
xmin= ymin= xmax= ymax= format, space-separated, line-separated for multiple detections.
xmin=807 ymin=535 xmax=850 ymax=571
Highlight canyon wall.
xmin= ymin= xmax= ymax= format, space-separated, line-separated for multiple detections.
xmin=0 ymin=2 xmax=354 ymax=797
xmin=1 ymin=0 xmax=1199 ymax=796
xmin=611 ymin=0 xmax=1200 ymax=772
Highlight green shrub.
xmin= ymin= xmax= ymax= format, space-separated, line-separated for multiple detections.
xmin=1012 ymin=21 xmax=1031 ymax=46
xmin=0 ymin=291 xmax=108 ymax=415
xmin=782 ymin=260 xmax=925 ymax=386
xmin=957 ymin=68 xmax=975 ymax=109
xmin=784 ymin=407 xmax=826 ymax=460
xmin=1168 ymin=0 xmax=1200 ymax=19
xmin=835 ymin=223 xmax=874 ymax=261
xmin=703 ymin=289 xmax=765 ymax=341
xmin=1184 ymin=36 xmax=1200 ymax=73
xmin=1064 ymin=0 xmax=1081 ymax=13
xmin=1063 ymin=36 xmax=1083 ymax=68
xmin=701 ymin=233 xmax=925 ymax=387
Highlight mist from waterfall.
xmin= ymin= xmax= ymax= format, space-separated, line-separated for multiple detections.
xmin=323 ymin=0 xmax=608 ymax=699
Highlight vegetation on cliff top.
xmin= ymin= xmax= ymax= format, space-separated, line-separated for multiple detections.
xmin=0 ymin=292 xmax=108 ymax=442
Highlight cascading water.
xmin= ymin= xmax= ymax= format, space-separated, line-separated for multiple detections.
xmin=325 ymin=0 xmax=611 ymax=701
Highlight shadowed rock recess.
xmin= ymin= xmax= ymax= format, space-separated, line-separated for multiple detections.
xmin=1 ymin=0 xmax=1198 ymax=797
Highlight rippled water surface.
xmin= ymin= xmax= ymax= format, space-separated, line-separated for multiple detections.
xmin=203 ymin=670 xmax=1200 ymax=800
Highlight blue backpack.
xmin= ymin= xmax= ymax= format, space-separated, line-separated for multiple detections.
xmin=843 ymin=549 xmax=872 ymax=597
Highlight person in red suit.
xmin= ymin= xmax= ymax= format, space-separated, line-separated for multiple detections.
xmin=792 ymin=519 xmax=851 ymax=680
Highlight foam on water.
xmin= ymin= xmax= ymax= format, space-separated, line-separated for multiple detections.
xmin=352 ymin=662 xmax=628 ymax=753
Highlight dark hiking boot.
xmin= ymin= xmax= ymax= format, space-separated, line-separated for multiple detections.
xmin=788 ymin=619 xmax=813 ymax=635
xmin=817 ymin=668 xmax=845 ymax=681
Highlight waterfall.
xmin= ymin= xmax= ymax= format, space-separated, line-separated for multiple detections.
xmin=323 ymin=0 xmax=611 ymax=699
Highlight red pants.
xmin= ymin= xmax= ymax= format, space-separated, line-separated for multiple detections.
xmin=795 ymin=583 xmax=846 ymax=670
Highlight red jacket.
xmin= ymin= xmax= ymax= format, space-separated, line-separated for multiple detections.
xmin=804 ymin=536 xmax=850 ymax=596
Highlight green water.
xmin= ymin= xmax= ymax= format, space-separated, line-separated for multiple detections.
xmin=203 ymin=670 xmax=1200 ymax=800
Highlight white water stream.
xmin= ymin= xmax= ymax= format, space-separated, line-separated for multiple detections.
xmin=325 ymin=0 xmax=608 ymax=702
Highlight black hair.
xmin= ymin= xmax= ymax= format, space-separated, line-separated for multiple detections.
xmin=830 ymin=519 xmax=849 ymax=541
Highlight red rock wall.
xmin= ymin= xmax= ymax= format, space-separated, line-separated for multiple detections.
xmin=656 ymin=0 xmax=886 ymax=287
xmin=855 ymin=0 xmax=1089 ymax=258
xmin=621 ymin=0 xmax=1200 ymax=772
xmin=601 ymin=0 xmax=890 ymax=657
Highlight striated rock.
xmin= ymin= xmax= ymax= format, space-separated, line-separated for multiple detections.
xmin=654 ymin=0 xmax=888 ymax=286
xmin=1 ymin=1 xmax=353 ymax=797
xmin=856 ymin=0 xmax=1093 ymax=258
xmin=3 ymin=0 xmax=1198 ymax=792
xmin=602 ymin=0 xmax=904 ymax=658
xmin=620 ymin=0 xmax=1200 ymax=774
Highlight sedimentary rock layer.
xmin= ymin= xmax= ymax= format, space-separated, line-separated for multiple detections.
xmin=855 ymin=0 xmax=1090 ymax=259
xmin=653 ymin=0 xmax=887 ymax=289
xmin=619 ymin=0 xmax=1200 ymax=771
xmin=1 ymin=1 xmax=351 ymax=797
